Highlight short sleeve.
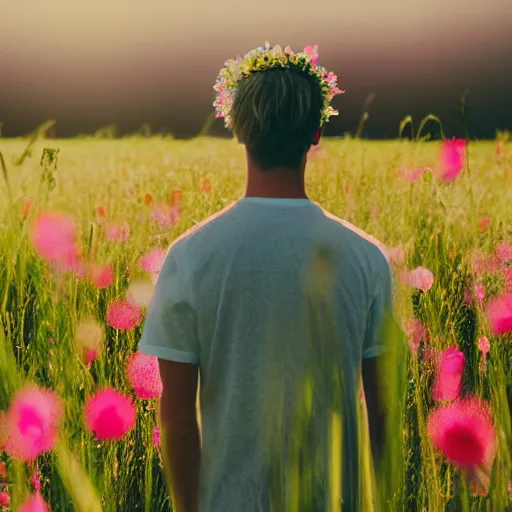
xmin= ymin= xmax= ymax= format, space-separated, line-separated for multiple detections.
xmin=138 ymin=247 xmax=199 ymax=364
xmin=362 ymin=254 xmax=393 ymax=359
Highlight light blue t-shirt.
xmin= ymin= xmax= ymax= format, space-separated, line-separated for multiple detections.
xmin=139 ymin=197 xmax=392 ymax=512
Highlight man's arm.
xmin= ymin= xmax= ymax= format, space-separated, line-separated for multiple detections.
xmin=158 ymin=360 xmax=200 ymax=512
xmin=362 ymin=356 xmax=387 ymax=464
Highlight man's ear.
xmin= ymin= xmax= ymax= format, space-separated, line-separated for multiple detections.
xmin=312 ymin=128 xmax=322 ymax=146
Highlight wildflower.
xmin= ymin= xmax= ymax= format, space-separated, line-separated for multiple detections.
xmin=169 ymin=189 xmax=182 ymax=207
xmin=31 ymin=213 xmax=77 ymax=264
xmin=126 ymin=352 xmax=163 ymax=400
xmin=428 ymin=397 xmax=495 ymax=469
xmin=18 ymin=492 xmax=50 ymax=512
xmin=474 ymin=282 xmax=486 ymax=306
xmin=104 ymin=222 xmax=130 ymax=243
xmin=400 ymin=266 xmax=434 ymax=292
xmin=486 ymin=292 xmax=512 ymax=335
xmin=126 ymin=279 xmax=155 ymax=308
xmin=106 ymin=300 xmax=142 ymax=330
xmin=76 ymin=318 xmax=103 ymax=365
xmin=153 ymin=426 xmax=161 ymax=448
xmin=303 ymin=45 xmax=319 ymax=66
xmin=3 ymin=386 xmax=62 ymax=462
xmin=144 ymin=194 xmax=153 ymax=206
xmin=139 ymin=248 xmax=167 ymax=274
xmin=478 ymin=217 xmax=490 ymax=232
xmin=88 ymin=263 xmax=114 ymax=289
xmin=150 ymin=204 xmax=179 ymax=228
xmin=0 ymin=462 xmax=6 ymax=480
xmin=85 ymin=388 xmax=136 ymax=440
xmin=96 ymin=205 xmax=106 ymax=218
xmin=439 ymin=138 xmax=466 ymax=182
xmin=405 ymin=319 xmax=427 ymax=355
xmin=497 ymin=141 xmax=504 ymax=155
xmin=0 ymin=492 xmax=9 ymax=508
xmin=432 ymin=347 xmax=465 ymax=402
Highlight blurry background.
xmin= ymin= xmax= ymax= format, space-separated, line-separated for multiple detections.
xmin=0 ymin=0 xmax=511 ymax=139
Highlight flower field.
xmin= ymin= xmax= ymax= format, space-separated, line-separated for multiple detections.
xmin=0 ymin=135 xmax=511 ymax=511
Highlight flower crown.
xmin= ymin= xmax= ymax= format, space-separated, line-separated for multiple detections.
xmin=213 ymin=41 xmax=344 ymax=129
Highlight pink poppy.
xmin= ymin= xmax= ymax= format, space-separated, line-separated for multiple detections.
xmin=3 ymin=386 xmax=62 ymax=462
xmin=486 ymin=292 xmax=512 ymax=335
xmin=31 ymin=213 xmax=77 ymax=263
xmin=126 ymin=352 xmax=163 ymax=400
xmin=18 ymin=492 xmax=50 ymax=512
xmin=88 ymin=263 xmax=114 ymax=289
xmin=104 ymin=222 xmax=130 ymax=243
xmin=477 ymin=336 xmax=490 ymax=355
xmin=401 ymin=266 xmax=434 ymax=292
xmin=428 ymin=397 xmax=495 ymax=469
xmin=32 ymin=470 xmax=41 ymax=491
xmin=439 ymin=138 xmax=466 ymax=182
xmin=76 ymin=318 xmax=103 ymax=365
xmin=85 ymin=349 xmax=99 ymax=367
xmin=0 ymin=492 xmax=9 ymax=508
xmin=106 ymin=300 xmax=142 ymax=330
xmin=432 ymin=347 xmax=465 ymax=402
xmin=84 ymin=388 xmax=136 ymax=441
xmin=139 ymin=249 xmax=167 ymax=274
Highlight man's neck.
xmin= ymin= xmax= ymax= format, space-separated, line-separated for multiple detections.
xmin=244 ymin=165 xmax=307 ymax=200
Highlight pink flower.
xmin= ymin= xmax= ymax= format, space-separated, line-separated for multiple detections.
xmin=405 ymin=319 xmax=428 ymax=355
xmin=428 ymin=397 xmax=495 ymax=469
xmin=139 ymin=249 xmax=167 ymax=274
xmin=401 ymin=266 xmax=434 ymax=292
xmin=104 ymin=222 xmax=130 ymax=243
xmin=474 ymin=282 xmax=486 ymax=306
xmin=477 ymin=336 xmax=490 ymax=355
xmin=0 ymin=462 xmax=6 ymax=480
xmin=471 ymin=252 xmax=496 ymax=276
xmin=126 ymin=352 xmax=163 ymax=400
xmin=18 ymin=492 xmax=50 ymax=512
xmin=31 ymin=213 xmax=77 ymax=263
xmin=153 ymin=426 xmax=161 ymax=448
xmin=432 ymin=347 xmax=465 ymax=402
xmin=106 ymin=300 xmax=142 ymax=330
xmin=85 ymin=349 xmax=99 ymax=366
xmin=88 ymin=263 xmax=114 ymax=289
xmin=150 ymin=204 xmax=180 ymax=228
xmin=439 ymin=138 xmax=466 ymax=182
xmin=0 ymin=491 xmax=9 ymax=508
xmin=496 ymin=242 xmax=512 ymax=266
xmin=85 ymin=388 xmax=136 ymax=441
xmin=3 ymin=386 xmax=62 ymax=462
xmin=303 ymin=45 xmax=319 ymax=67
xmin=386 ymin=244 xmax=406 ymax=266
xmin=486 ymin=293 xmax=512 ymax=335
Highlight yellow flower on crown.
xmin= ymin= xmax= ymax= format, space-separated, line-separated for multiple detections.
xmin=213 ymin=41 xmax=344 ymax=129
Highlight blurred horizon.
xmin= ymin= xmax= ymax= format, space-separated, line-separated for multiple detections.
xmin=1 ymin=0 xmax=511 ymax=139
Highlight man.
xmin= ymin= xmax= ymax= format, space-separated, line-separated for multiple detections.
xmin=139 ymin=42 xmax=392 ymax=512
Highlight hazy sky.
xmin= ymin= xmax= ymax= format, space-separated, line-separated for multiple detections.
xmin=1 ymin=0 xmax=511 ymax=137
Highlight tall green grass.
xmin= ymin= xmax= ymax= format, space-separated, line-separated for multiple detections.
xmin=0 ymin=136 xmax=510 ymax=510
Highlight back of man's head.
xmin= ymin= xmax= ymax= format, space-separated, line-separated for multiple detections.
xmin=231 ymin=68 xmax=323 ymax=171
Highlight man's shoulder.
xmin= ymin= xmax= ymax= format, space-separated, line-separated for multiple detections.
xmin=167 ymin=201 xmax=238 ymax=255
xmin=319 ymin=208 xmax=390 ymax=265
